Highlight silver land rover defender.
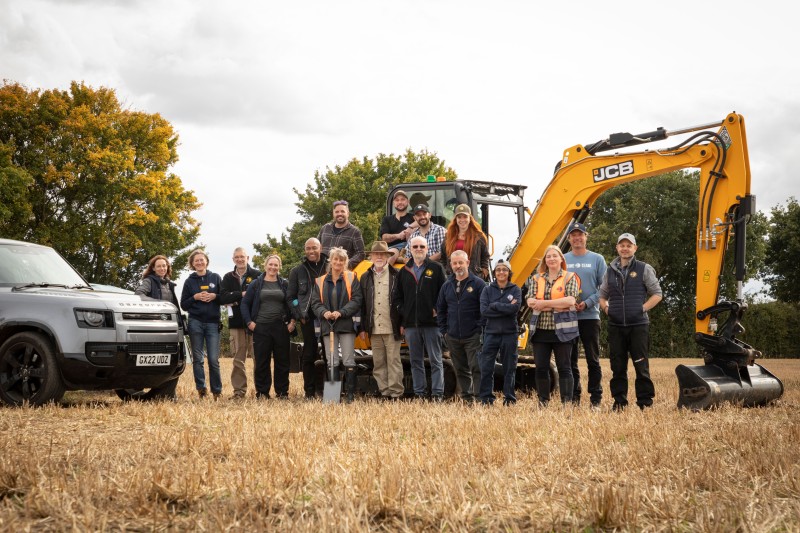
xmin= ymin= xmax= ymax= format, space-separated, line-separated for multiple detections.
xmin=0 ymin=239 xmax=186 ymax=406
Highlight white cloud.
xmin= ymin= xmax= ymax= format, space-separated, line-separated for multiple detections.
xmin=2 ymin=0 xmax=799 ymax=288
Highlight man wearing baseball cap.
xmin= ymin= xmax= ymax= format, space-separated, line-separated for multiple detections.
xmin=564 ymin=222 xmax=607 ymax=408
xmin=379 ymin=189 xmax=418 ymax=264
xmin=599 ymin=232 xmax=662 ymax=411
xmin=404 ymin=203 xmax=446 ymax=262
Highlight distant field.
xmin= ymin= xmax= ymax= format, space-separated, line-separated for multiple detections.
xmin=1 ymin=358 xmax=797 ymax=531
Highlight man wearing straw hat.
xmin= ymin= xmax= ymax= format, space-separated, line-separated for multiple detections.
xmin=359 ymin=241 xmax=404 ymax=400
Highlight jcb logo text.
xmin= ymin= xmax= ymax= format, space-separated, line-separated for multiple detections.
xmin=593 ymin=160 xmax=634 ymax=182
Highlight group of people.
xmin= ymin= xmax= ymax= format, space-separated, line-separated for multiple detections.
xmin=136 ymin=194 xmax=663 ymax=411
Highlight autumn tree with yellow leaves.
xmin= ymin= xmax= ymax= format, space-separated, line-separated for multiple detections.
xmin=0 ymin=81 xmax=200 ymax=289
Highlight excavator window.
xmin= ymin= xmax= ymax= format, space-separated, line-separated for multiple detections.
xmin=390 ymin=184 xmax=478 ymax=229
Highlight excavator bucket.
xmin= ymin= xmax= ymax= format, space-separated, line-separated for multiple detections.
xmin=676 ymin=362 xmax=783 ymax=410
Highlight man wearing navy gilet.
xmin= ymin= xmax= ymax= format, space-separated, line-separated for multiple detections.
xmin=599 ymin=233 xmax=662 ymax=411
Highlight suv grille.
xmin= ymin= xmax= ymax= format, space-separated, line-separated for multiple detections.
xmin=86 ymin=342 xmax=180 ymax=359
xmin=121 ymin=312 xmax=174 ymax=321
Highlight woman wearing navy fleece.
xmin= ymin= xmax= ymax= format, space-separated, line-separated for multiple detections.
xmin=478 ymin=259 xmax=522 ymax=405
xmin=180 ymin=249 xmax=223 ymax=400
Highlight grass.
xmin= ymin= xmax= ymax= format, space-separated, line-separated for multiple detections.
xmin=0 ymin=358 xmax=798 ymax=531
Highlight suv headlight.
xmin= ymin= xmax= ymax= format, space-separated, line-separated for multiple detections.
xmin=74 ymin=309 xmax=114 ymax=328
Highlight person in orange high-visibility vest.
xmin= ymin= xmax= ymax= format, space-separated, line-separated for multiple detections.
xmin=526 ymin=245 xmax=580 ymax=405
xmin=310 ymin=247 xmax=363 ymax=403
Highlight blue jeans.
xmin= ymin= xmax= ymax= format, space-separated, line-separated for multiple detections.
xmin=404 ymin=327 xmax=443 ymax=397
xmin=479 ymin=333 xmax=519 ymax=404
xmin=188 ymin=319 xmax=222 ymax=394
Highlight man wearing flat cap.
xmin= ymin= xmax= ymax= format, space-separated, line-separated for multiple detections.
xmin=359 ymin=241 xmax=404 ymax=399
xmin=599 ymin=233 xmax=662 ymax=411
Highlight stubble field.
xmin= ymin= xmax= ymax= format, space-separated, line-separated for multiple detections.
xmin=1 ymin=358 xmax=798 ymax=532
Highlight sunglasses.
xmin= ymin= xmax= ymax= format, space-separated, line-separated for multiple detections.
xmin=411 ymin=245 xmax=427 ymax=249
xmin=333 ymin=200 xmax=348 ymax=207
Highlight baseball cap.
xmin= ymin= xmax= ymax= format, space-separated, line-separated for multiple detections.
xmin=493 ymin=259 xmax=513 ymax=277
xmin=454 ymin=204 xmax=472 ymax=216
xmin=393 ymin=189 xmax=408 ymax=200
xmin=568 ymin=222 xmax=587 ymax=234
xmin=413 ymin=203 xmax=430 ymax=214
xmin=617 ymin=233 xmax=637 ymax=245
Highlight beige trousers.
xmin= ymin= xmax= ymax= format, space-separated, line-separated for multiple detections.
xmin=371 ymin=333 xmax=404 ymax=397
xmin=230 ymin=327 xmax=254 ymax=396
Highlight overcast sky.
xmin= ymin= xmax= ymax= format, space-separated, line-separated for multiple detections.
xmin=3 ymin=0 xmax=799 ymax=287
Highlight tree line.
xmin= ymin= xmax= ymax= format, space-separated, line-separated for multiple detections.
xmin=1 ymin=81 xmax=797 ymax=356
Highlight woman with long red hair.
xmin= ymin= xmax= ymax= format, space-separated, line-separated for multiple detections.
xmin=440 ymin=204 xmax=490 ymax=280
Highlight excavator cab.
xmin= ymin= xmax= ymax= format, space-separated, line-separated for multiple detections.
xmin=384 ymin=178 xmax=528 ymax=264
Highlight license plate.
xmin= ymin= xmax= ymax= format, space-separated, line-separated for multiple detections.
xmin=135 ymin=353 xmax=171 ymax=366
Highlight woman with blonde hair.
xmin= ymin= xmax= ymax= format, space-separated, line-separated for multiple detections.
xmin=440 ymin=204 xmax=490 ymax=280
xmin=310 ymin=247 xmax=363 ymax=403
xmin=526 ymin=244 xmax=580 ymax=405
xmin=241 ymin=254 xmax=295 ymax=399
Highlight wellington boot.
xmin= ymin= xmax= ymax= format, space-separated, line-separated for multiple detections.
xmin=345 ymin=367 xmax=357 ymax=404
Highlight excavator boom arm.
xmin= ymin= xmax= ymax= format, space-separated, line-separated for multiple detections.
xmin=508 ymin=113 xmax=751 ymax=336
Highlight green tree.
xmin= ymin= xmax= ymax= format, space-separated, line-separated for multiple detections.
xmin=253 ymin=150 xmax=457 ymax=273
xmin=0 ymin=81 xmax=200 ymax=289
xmin=586 ymin=171 xmax=766 ymax=357
xmin=0 ymin=142 xmax=33 ymax=238
xmin=763 ymin=197 xmax=800 ymax=303
xmin=740 ymin=300 xmax=800 ymax=357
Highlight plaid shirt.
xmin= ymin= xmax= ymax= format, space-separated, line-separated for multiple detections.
xmin=529 ymin=270 xmax=579 ymax=330
xmin=317 ymin=222 xmax=365 ymax=270
xmin=405 ymin=223 xmax=446 ymax=260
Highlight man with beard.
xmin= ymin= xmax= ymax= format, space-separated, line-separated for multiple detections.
xmin=404 ymin=204 xmax=446 ymax=262
xmin=436 ymin=250 xmax=485 ymax=403
xmin=317 ymin=200 xmax=365 ymax=270
xmin=287 ymin=238 xmax=328 ymax=399
xmin=219 ymin=247 xmax=261 ymax=399
xmin=599 ymin=233 xmax=662 ymax=411
xmin=379 ymin=189 xmax=417 ymax=264
xmin=359 ymin=241 xmax=404 ymax=399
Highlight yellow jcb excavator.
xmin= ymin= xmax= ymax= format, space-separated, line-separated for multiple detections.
xmin=503 ymin=111 xmax=782 ymax=409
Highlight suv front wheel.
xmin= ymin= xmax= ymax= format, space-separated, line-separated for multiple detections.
xmin=0 ymin=331 xmax=66 ymax=406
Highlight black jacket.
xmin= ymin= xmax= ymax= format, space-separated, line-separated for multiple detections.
xmin=287 ymin=255 xmax=327 ymax=321
xmin=241 ymin=274 xmax=292 ymax=326
xmin=219 ymin=265 xmax=262 ymax=329
xmin=310 ymin=272 xmax=363 ymax=335
xmin=393 ymin=259 xmax=446 ymax=328
xmin=440 ymin=236 xmax=490 ymax=280
xmin=359 ymin=266 xmax=402 ymax=340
